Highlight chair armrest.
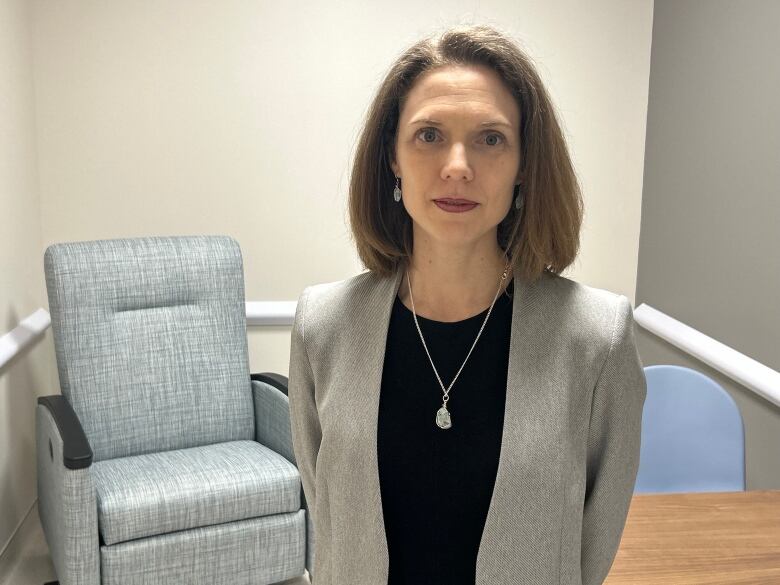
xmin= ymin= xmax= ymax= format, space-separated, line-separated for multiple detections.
xmin=250 ymin=373 xmax=294 ymax=465
xmin=38 ymin=395 xmax=93 ymax=469
xmin=251 ymin=372 xmax=288 ymax=396
xmin=251 ymin=373 xmax=315 ymax=575
xmin=36 ymin=397 xmax=100 ymax=585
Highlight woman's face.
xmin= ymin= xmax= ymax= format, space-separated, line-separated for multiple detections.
xmin=390 ymin=63 xmax=522 ymax=249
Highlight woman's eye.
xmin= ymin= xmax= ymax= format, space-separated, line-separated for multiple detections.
xmin=484 ymin=132 xmax=505 ymax=146
xmin=417 ymin=128 xmax=439 ymax=143
xmin=416 ymin=128 xmax=505 ymax=146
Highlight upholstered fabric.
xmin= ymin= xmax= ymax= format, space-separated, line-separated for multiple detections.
xmin=252 ymin=379 xmax=296 ymax=469
xmin=91 ymin=440 xmax=300 ymax=546
xmin=43 ymin=236 xmax=254 ymax=462
xmin=251 ymin=378 xmax=315 ymax=574
xmin=38 ymin=235 xmax=309 ymax=584
xmin=287 ymin=265 xmax=647 ymax=585
xmin=36 ymin=404 xmax=101 ymax=585
xmin=100 ymin=511 xmax=306 ymax=585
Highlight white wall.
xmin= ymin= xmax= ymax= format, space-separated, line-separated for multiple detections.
xmin=1 ymin=0 xmax=654 ymax=553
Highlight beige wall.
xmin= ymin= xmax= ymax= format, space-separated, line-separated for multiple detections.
xmin=0 ymin=0 xmax=55 ymax=557
xmin=30 ymin=0 xmax=653 ymax=377
xmin=1 ymin=0 xmax=654 ymax=554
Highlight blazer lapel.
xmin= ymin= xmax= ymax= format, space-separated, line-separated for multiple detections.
xmin=474 ymin=271 xmax=568 ymax=584
xmin=334 ymin=266 xmax=404 ymax=581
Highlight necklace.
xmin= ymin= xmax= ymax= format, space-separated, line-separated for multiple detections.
xmin=406 ymin=261 xmax=512 ymax=429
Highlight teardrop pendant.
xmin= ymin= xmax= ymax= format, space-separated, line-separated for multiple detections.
xmin=436 ymin=406 xmax=452 ymax=429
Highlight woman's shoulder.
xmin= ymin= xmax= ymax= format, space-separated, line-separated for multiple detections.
xmin=300 ymin=269 xmax=387 ymax=307
xmin=296 ymin=269 xmax=396 ymax=332
xmin=530 ymin=271 xmax=632 ymax=343
xmin=296 ymin=269 xmax=632 ymax=348
xmin=537 ymin=271 xmax=627 ymax=309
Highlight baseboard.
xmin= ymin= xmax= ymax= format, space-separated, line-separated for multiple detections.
xmin=0 ymin=499 xmax=38 ymax=584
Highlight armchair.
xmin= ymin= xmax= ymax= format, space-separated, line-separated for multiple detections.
xmin=37 ymin=235 xmax=313 ymax=585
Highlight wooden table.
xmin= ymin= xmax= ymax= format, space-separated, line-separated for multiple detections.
xmin=605 ymin=490 xmax=780 ymax=585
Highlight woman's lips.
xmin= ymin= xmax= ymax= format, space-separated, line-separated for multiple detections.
xmin=434 ymin=200 xmax=479 ymax=213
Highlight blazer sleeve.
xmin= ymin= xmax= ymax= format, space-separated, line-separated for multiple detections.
xmin=581 ymin=295 xmax=647 ymax=585
xmin=288 ymin=285 xmax=322 ymax=529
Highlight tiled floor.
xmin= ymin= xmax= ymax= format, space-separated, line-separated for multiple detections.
xmin=0 ymin=503 xmax=310 ymax=585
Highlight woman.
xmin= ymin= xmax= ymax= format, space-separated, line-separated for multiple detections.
xmin=288 ymin=24 xmax=646 ymax=585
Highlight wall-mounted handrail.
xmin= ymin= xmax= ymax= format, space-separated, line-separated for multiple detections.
xmin=0 ymin=303 xmax=297 ymax=369
xmin=634 ymin=303 xmax=780 ymax=408
xmin=246 ymin=301 xmax=296 ymax=326
xmin=0 ymin=309 xmax=51 ymax=369
xmin=8 ymin=302 xmax=776 ymax=410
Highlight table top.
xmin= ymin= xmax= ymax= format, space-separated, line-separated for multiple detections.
xmin=605 ymin=490 xmax=780 ymax=585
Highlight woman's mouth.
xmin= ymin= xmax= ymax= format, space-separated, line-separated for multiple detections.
xmin=434 ymin=200 xmax=479 ymax=213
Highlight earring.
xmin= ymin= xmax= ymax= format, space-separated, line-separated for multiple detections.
xmin=514 ymin=184 xmax=524 ymax=211
xmin=393 ymin=176 xmax=402 ymax=202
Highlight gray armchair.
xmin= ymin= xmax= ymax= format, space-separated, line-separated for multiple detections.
xmin=37 ymin=235 xmax=313 ymax=585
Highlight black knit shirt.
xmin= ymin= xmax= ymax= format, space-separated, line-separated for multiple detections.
xmin=378 ymin=277 xmax=514 ymax=585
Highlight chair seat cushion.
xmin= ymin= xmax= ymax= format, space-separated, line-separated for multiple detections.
xmin=91 ymin=440 xmax=300 ymax=545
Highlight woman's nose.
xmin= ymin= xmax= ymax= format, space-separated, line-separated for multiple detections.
xmin=441 ymin=144 xmax=473 ymax=180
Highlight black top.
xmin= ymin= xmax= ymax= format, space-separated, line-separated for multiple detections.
xmin=378 ymin=278 xmax=514 ymax=585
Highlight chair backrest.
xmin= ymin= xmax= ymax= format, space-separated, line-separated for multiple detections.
xmin=44 ymin=235 xmax=255 ymax=462
xmin=635 ymin=365 xmax=745 ymax=493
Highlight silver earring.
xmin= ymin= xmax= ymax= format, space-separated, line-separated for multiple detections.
xmin=393 ymin=176 xmax=402 ymax=202
xmin=514 ymin=184 xmax=524 ymax=210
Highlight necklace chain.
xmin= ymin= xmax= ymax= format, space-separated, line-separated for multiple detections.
xmin=406 ymin=261 xmax=512 ymax=429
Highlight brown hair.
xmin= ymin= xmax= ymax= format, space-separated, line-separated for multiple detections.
xmin=347 ymin=24 xmax=583 ymax=283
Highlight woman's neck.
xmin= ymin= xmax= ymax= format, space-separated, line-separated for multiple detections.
xmin=397 ymin=251 xmax=512 ymax=322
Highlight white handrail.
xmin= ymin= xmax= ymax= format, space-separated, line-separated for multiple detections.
xmin=0 ymin=309 xmax=51 ymax=369
xmin=8 ymin=302 xmax=776 ymax=410
xmin=245 ymin=301 xmax=296 ymax=326
xmin=634 ymin=303 xmax=780 ymax=408
xmin=0 ymin=303 xmax=298 ymax=368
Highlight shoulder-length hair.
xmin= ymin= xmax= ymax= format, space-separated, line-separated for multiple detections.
xmin=348 ymin=24 xmax=583 ymax=283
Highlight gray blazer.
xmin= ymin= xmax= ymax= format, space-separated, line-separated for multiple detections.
xmin=288 ymin=264 xmax=647 ymax=585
